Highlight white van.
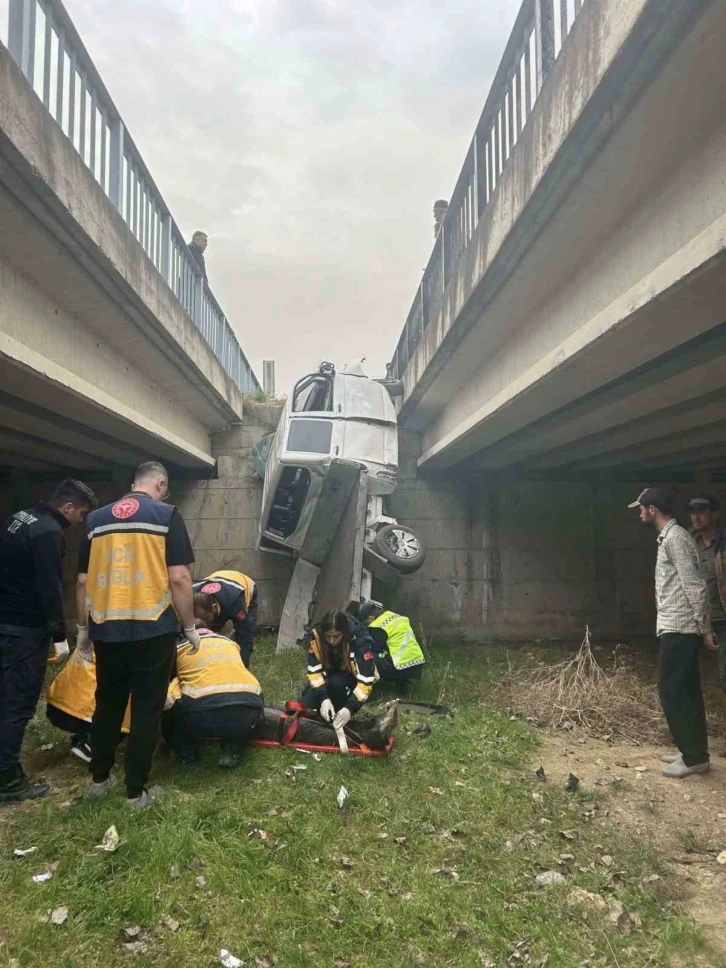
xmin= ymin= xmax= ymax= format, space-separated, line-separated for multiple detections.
xmin=258 ymin=361 xmax=426 ymax=575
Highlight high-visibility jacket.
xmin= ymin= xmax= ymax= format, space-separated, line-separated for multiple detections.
xmin=83 ymin=492 xmax=179 ymax=642
xmin=192 ymin=570 xmax=258 ymax=655
xmin=368 ymin=611 xmax=425 ymax=670
xmin=46 ymin=648 xmax=131 ymax=732
xmin=168 ymin=629 xmax=264 ymax=711
xmin=305 ymin=618 xmax=378 ymax=713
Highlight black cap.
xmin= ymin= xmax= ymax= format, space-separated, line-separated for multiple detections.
xmin=687 ymin=494 xmax=720 ymax=512
xmin=628 ymin=487 xmax=673 ymax=513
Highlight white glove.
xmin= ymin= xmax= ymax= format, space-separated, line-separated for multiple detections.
xmin=320 ymin=699 xmax=335 ymax=723
xmin=48 ymin=639 xmax=70 ymax=664
xmin=333 ymin=707 xmax=352 ymax=731
xmin=76 ymin=626 xmax=93 ymax=659
xmin=184 ymin=626 xmax=201 ymax=655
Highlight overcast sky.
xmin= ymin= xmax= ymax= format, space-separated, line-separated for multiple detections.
xmin=68 ymin=0 xmax=521 ymax=394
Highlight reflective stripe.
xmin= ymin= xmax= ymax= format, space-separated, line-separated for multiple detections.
xmin=356 ymin=673 xmax=377 ymax=684
xmin=86 ymin=590 xmax=172 ymax=623
xmin=307 ymin=662 xmax=323 ymax=673
xmin=88 ymin=521 xmax=170 ymax=539
xmin=182 ymin=681 xmax=262 ymax=699
xmin=309 ymin=674 xmax=325 ymax=689
xmin=353 ymin=685 xmax=370 ymax=702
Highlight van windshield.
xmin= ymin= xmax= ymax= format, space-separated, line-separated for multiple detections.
xmin=292 ymin=372 xmax=334 ymax=412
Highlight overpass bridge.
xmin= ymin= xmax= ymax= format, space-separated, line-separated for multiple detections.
xmin=0 ymin=0 xmax=259 ymax=483
xmin=385 ymin=0 xmax=726 ymax=638
xmin=390 ymin=0 xmax=726 ymax=484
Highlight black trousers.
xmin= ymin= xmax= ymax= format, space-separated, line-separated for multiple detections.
xmin=301 ymin=671 xmax=357 ymax=713
xmin=91 ymin=633 xmax=177 ymax=798
xmin=374 ymin=651 xmax=424 ymax=684
xmin=46 ymin=704 xmax=90 ymax=744
xmin=0 ymin=625 xmax=49 ymax=774
xmin=658 ymin=632 xmax=709 ymax=767
xmin=162 ymin=701 xmax=261 ymax=756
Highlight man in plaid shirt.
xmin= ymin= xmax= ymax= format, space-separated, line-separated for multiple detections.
xmin=630 ymin=488 xmax=718 ymax=778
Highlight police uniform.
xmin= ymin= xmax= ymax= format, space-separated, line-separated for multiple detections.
xmin=0 ymin=502 xmax=70 ymax=783
xmin=302 ymin=615 xmax=378 ymax=714
xmin=192 ymin=570 xmax=258 ymax=666
xmin=78 ymin=491 xmax=194 ymax=799
xmin=367 ymin=611 xmax=425 ymax=683
xmin=162 ymin=629 xmax=263 ymax=761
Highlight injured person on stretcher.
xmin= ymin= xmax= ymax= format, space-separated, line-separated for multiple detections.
xmin=46 ymin=627 xmax=396 ymax=769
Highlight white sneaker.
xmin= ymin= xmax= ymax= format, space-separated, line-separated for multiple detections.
xmin=662 ymin=759 xmax=710 ymax=779
xmin=125 ymin=787 xmax=160 ymax=811
xmin=86 ymin=776 xmax=115 ymax=798
xmin=70 ymin=740 xmax=92 ymax=764
xmin=661 ymin=752 xmax=682 ymax=764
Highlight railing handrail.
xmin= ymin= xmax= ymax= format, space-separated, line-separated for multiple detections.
xmin=3 ymin=0 xmax=260 ymax=394
xmin=390 ymin=0 xmax=582 ymax=384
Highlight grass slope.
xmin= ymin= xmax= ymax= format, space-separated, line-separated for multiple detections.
xmin=0 ymin=638 xmax=712 ymax=968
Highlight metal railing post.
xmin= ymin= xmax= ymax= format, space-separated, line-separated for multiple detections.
xmin=108 ymin=117 xmax=124 ymax=212
xmin=160 ymin=213 xmax=172 ymax=283
xmin=8 ymin=0 xmax=36 ymax=83
xmin=193 ymin=273 xmax=203 ymax=328
xmin=535 ymin=0 xmax=555 ymax=92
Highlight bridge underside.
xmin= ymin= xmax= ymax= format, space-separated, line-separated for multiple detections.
xmin=405 ymin=1 xmax=726 ymax=485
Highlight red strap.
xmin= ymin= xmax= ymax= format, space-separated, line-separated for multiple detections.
xmin=285 ymin=700 xmax=308 ymax=714
xmin=280 ymin=713 xmax=299 ymax=746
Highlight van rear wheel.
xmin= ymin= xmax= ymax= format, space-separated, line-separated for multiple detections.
xmin=373 ymin=524 xmax=426 ymax=575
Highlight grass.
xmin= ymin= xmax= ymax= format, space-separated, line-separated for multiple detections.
xmin=0 ymin=637 xmax=714 ymax=968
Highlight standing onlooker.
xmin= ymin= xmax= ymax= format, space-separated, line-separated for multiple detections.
xmin=188 ymin=231 xmax=208 ymax=281
xmin=0 ymin=479 xmax=97 ymax=802
xmin=433 ymin=199 xmax=448 ymax=238
xmin=629 ymin=487 xmax=717 ymax=777
xmin=76 ymin=462 xmax=200 ymax=809
xmin=688 ymin=494 xmax=726 ymax=686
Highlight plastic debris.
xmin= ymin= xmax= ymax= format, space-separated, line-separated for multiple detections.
xmin=195 ymin=875 xmax=207 ymax=890
xmin=247 ymin=829 xmax=269 ymax=841
xmin=94 ymin=825 xmax=120 ymax=853
xmin=429 ymin=787 xmax=444 ymax=796
xmin=291 ymin=764 xmax=308 ymax=772
xmin=294 ymin=748 xmax=311 ymax=754
xmin=312 ymin=753 xmax=322 ymax=762
xmin=336 ymin=786 xmax=349 ymax=809
xmin=220 ymin=950 xmax=244 ymax=968
xmin=565 ymin=774 xmax=580 ymax=792
xmin=41 ymin=743 xmax=56 ymax=751
xmin=394 ymin=837 xmax=407 ymax=846
xmin=32 ymin=871 xmax=54 ymax=883
xmin=536 ymin=870 xmax=566 ymax=888
xmin=50 ymin=906 xmax=69 ymax=925
xmin=13 ymin=846 xmax=38 ymax=857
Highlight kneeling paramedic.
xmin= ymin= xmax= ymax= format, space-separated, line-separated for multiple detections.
xmin=76 ymin=461 xmax=200 ymax=810
xmin=301 ymin=609 xmax=377 ymax=732
xmin=46 ymin=648 xmax=130 ymax=761
xmin=163 ymin=628 xmax=263 ymax=768
xmin=193 ymin=570 xmax=258 ymax=666
xmin=358 ymin=602 xmax=426 ymax=684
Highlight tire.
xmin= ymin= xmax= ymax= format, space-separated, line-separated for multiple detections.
xmin=373 ymin=523 xmax=427 ymax=575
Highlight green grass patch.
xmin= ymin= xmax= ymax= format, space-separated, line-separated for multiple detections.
xmin=0 ymin=638 xmax=715 ymax=967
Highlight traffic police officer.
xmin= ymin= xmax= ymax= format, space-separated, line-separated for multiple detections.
xmin=0 ymin=479 xmax=97 ymax=802
xmin=76 ymin=461 xmax=199 ymax=810
xmin=193 ymin=570 xmax=258 ymax=666
xmin=358 ymin=601 xmax=426 ymax=684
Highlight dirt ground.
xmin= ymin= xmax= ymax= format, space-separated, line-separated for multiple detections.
xmin=534 ymin=724 xmax=726 ymax=964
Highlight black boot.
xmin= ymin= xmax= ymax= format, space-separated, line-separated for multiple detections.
xmin=0 ymin=766 xmax=50 ymax=804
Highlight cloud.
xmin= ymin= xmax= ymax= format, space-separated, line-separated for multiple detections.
xmin=68 ymin=0 xmax=521 ymax=392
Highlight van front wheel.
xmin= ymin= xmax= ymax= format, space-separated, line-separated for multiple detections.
xmin=373 ymin=524 xmax=426 ymax=575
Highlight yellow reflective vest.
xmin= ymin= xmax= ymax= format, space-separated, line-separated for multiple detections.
xmin=368 ymin=611 xmax=425 ymax=670
xmin=46 ymin=648 xmax=131 ymax=732
xmin=169 ymin=629 xmax=263 ymax=706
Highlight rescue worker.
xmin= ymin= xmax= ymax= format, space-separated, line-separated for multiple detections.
xmin=46 ymin=648 xmax=130 ymax=760
xmin=0 ymin=478 xmax=97 ymax=803
xmin=163 ymin=628 xmax=263 ymax=769
xmin=302 ymin=609 xmax=377 ymax=732
xmin=76 ymin=461 xmax=200 ymax=810
xmin=358 ymin=601 xmax=426 ymax=684
xmin=192 ymin=570 xmax=258 ymax=666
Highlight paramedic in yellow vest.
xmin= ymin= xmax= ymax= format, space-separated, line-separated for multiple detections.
xmin=75 ymin=461 xmax=200 ymax=810
xmin=46 ymin=648 xmax=131 ymax=761
xmin=358 ymin=601 xmax=426 ymax=684
xmin=163 ymin=628 xmax=264 ymax=769
xmin=192 ymin=570 xmax=258 ymax=666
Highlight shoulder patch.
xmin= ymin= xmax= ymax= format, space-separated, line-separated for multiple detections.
xmin=201 ymin=581 xmax=222 ymax=595
xmin=363 ymin=650 xmax=374 ymax=662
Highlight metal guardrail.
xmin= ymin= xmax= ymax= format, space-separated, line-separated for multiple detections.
xmin=389 ymin=0 xmax=585 ymax=382
xmin=0 ymin=0 xmax=260 ymax=394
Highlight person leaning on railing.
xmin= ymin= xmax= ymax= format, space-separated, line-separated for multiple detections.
xmin=188 ymin=231 xmax=208 ymax=282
